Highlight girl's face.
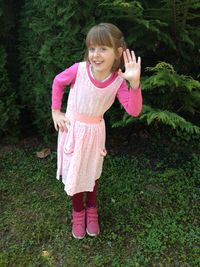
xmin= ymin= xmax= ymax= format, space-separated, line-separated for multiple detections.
xmin=88 ymin=45 xmax=121 ymax=81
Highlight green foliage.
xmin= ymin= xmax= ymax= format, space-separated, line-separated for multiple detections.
xmin=100 ymin=0 xmax=200 ymax=74
xmin=113 ymin=104 xmax=200 ymax=134
xmin=0 ymin=1 xmax=19 ymax=139
xmin=2 ymin=0 xmax=200 ymax=140
xmin=18 ymin=0 xmax=102 ymax=139
xmin=113 ymin=61 xmax=200 ymax=136
xmin=143 ymin=62 xmax=200 ymax=113
xmin=97 ymin=1 xmax=200 ymax=138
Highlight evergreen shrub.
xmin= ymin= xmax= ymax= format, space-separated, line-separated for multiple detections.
xmin=0 ymin=47 xmax=19 ymax=138
xmin=101 ymin=0 xmax=200 ymax=135
xmin=0 ymin=1 xmax=19 ymax=139
xmin=19 ymin=0 xmax=102 ymax=140
xmin=112 ymin=62 xmax=200 ymax=135
xmin=18 ymin=0 xmax=200 ymax=140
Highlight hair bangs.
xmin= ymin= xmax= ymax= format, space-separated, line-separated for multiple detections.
xmin=86 ymin=26 xmax=113 ymax=48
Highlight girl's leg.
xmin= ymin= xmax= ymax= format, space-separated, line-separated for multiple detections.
xmin=86 ymin=180 xmax=100 ymax=236
xmin=71 ymin=192 xmax=85 ymax=239
xmin=86 ymin=180 xmax=98 ymax=208
xmin=71 ymin=192 xmax=84 ymax=212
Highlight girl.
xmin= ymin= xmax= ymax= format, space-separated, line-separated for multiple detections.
xmin=51 ymin=23 xmax=142 ymax=239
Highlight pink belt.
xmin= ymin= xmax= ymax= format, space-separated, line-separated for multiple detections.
xmin=69 ymin=112 xmax=103 ymax=124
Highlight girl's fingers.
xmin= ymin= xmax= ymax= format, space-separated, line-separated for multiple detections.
xmin=137 ymin=56 xmax=141 ymax=65
xmin=123 ymin=51 xmax=128 ymax=64
xmin=126 ymin=49 xmax=132 ymax=62
xmin=62 ymin=120 xmax=69 ymax=132
xmin=127 ymin=49 xmax=137 ymax=63
xmin=58 ymin=122 xmax=63 ymax=132
xmin=131 ymin=50 xmax=136 ymax=62
xmin=63 ymin=123 xmax=68 ymax=132
xmin=59 ymin=121 xmax=68 ymax=132
xmin=53 ymin=115 xmax=70 ymax=132
xmin=124 ymin=49 xmax=138 ymax=63
xmin=52 ymin=112 xmax=69 ymax=132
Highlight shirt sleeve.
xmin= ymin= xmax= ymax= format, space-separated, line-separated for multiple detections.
xmin=51 ymin=63 xmax=79 ymax=110
xmin=116 ymin=80 xmax=142 ymax=117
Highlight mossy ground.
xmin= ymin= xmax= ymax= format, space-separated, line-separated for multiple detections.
xmin=0 ymin=133 xmax=199 ymax=267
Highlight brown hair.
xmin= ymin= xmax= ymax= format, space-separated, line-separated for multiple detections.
xmin=85 ymin=23 xmax=126 ymax=72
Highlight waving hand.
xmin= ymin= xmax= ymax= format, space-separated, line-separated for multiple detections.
xmin=118 ymin=49 xmax=141 ymax=88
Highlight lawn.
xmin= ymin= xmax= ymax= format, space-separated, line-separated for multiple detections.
xmin=0 ymin=134 xmax=200 ymax=267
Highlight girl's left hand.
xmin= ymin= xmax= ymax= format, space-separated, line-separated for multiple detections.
xmin=118 ymin=49 xmax=141 ymax=88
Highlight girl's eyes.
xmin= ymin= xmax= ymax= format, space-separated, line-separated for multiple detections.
xmin=89 ymin=47 xmax=107 ymax=52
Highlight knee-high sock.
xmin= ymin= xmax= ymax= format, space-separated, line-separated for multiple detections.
xmin=86 ymin=180 xmax=98 ymax=208
xmin=71 ymin=192 xmax=84 ymax=212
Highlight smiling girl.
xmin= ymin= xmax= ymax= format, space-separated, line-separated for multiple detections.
xmin=51 ymin=23 xmax=142 ymax=239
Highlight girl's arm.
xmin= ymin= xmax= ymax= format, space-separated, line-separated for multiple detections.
xmin=117 ymin=81 xmax=142 ymax=117
xmin=117 ymin=49 xmax=142 ymax=116
xmin=51 ymin=63 xmax=79 ymax=132
xmin=51 ymin=63 xmax=79 ymax=110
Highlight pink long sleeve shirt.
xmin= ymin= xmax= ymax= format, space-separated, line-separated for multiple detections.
xmin=51 ymin=62 xmax=142 ymax=117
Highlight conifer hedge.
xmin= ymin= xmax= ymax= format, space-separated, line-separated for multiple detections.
xmin=0 ymin=1 xmax=19 ymax=139
xmin=18 ymin=1 xmax=103 ymax=139
xmin=1 ymin=0 xmax=200 ymax=141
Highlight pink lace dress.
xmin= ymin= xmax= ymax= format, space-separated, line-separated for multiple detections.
xmin=57 ymin=62 xmax=123 ymax=196
xmin=52 ymin=62 xmax=142 ymax=196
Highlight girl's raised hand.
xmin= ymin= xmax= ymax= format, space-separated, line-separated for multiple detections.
xmin=118 ymin=49 xmax=141 ymax=88
xmin=52 ymin=110 xmax=70 ymax=132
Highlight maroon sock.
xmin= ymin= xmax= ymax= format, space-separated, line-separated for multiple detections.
xmin=86 ymin=180 xmax=98 ymax=208
xmin=71 ymin=192 xmax=84 ymax=212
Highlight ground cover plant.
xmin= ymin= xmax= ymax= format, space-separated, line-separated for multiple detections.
xmin=0 ymin=134 xmax=200 ymax=267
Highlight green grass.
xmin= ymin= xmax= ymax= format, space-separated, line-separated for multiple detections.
xmin=0 ymin=139 xmax=200 ymax=267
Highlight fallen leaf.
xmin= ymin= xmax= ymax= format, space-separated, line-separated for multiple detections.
xmin=36 ymin=148 xmax=51 ymax=158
